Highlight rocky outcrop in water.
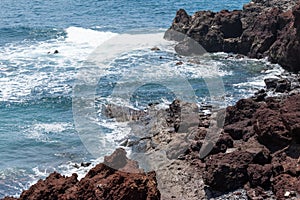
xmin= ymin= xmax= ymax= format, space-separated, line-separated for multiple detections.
xmin=3 ymin=148 xmax=160 ymax=200
xmin=165 ymin=0 xmax=300 ymax=72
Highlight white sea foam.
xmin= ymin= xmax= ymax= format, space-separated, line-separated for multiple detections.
xmin=2 ymin=29 xmax=287 ymax=197
xmin=233 ymin=64 xmax=285 ymax=89
xmin=65 ymin=26 xmax=117 ymax=48
xmin=24 ymin=122 xmax=73 ymax=142
xmin=0 ymin=27 xmax=117 ymax=102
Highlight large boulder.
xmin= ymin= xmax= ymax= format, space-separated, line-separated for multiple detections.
xmin=203 ymin=149 xmax=270 ymax=192
xmin=166 ymin=0 xmax=300 ymax=72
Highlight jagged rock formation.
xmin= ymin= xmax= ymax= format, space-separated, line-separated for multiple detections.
xmin=3 ymin=149 xmax=160 ymax=200
xmin=165 ymin=0 xmax=300 ymax=72
xmin=201 ymin=94 xmax=300 ymax=199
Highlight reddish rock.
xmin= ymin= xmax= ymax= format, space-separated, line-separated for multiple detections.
xmin=203 ymin=149 xmax=270 ymax=192
xmin=269 ymin=4 xmax=300 ymax=72
xmin=4 ymin=148 xmax=160 ymax=200
xmin=280 ymin=94 xmax=300 ymax=144
xmin=217 ymin=10 xmax=243 ymax=39
xmin=225 ymin=98 xmax=260 ymax=126
xmin=254 ymin=106 xmax=291 ymax=152
xmin=224 ymin=98 xmax=259 ymax=140
xmin=103 ymin=148 xmax=143 ymax=173
xmin=241 ymin=7 xmax=280 ymax=58
xmin=19 ymin=172 xmax=78 ymax=200
xmin=76 ymin=164 xmax=159 ymax=200
xmin=203 ymin=93 xmax=300 ymax=198
xmin=210 ymin=133 xmax=234 ymax=154
xmin=272 ymin=174 xmax=300 ymax=199
xmin=247 ymin=164 xmax=273 ymax=189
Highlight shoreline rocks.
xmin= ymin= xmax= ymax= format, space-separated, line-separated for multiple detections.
xmin=3 ymin=82 xmax=300 ymax=199
xmin=165 ymin=0 xmax=300 ymax=72
xmin=3 ymin=149 xmax=160 ymax=200
xmin=3 ymin=1 xmax=300 ymax=199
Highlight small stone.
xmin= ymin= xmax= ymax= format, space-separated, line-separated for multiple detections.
xmin=176 ymin=61 xmax=183 ymax=65
xmin=151 ymin=47 xmax=160 ymax=51
xmin=284 ymin=191 xmax=290 ymax=197
xmin=264 ymin=78 xmax=279 ymax=89
xmin=81 ymin=162 xmax=91 ymax=167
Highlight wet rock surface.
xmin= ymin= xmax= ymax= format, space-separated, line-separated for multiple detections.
xmin=165 ymin=0 xmax=300 ymax=72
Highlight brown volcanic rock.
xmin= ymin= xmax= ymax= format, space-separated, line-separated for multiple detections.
xmin=269 ymin=4 xmax=300 ymax=72
xmin=280 ymin=94 xmax=300 ymax=144
xmin=224 ymin=98 xmax=260 ymax=140
xmin=203 ymin=149 xmax=270 ymax=192
xmin=166 ymin=0 xmax=300 ymax=72
xmin=5 ymin=172 xmax=78 ymax=200
xmin=241 ymin=7 xmax=280 ymax=59
xmin=254 ymin=94 xmax=300 ymax=152
xmin=254 ymin=105 xmax=291 ymax=152
xmin=4 ymin=148 xmax=160 ymax=200
xmin=247 ymin=164 xmax=273 ymax=189
xmin=272 ymin=174 xmax=300 ymax=199
xmin=76 ymin=163 xmax=159 ymax=200
xmin=202 ymin=93 xmax=300 ymax=198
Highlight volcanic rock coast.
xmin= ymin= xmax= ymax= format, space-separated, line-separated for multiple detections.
xmin=3 ymin=0 xmax=300 ymax=199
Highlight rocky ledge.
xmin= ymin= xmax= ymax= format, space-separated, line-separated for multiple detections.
xmin=165 ymin=0 xmax=300 ymax=72
xmin=3 ymin=149 xmax=160 ymax=200
xmin=3 ymin=76 xmax=300 ymax=200
xmin=101 ymin=74 xmax=300 ymax=199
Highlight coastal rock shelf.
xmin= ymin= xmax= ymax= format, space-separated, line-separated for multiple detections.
xmin=3 ymin=77 xmax=300 ymax=200
xmin=165 ymin=0 xmax=300 ymax=72
xmin=2 ymin=1 xmax=300 ymax=200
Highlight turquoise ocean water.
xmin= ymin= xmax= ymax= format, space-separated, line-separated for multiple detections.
xmin=0 ymin=0 xmax=283 ymax=197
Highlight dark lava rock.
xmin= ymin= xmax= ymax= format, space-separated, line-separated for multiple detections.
xmin=224 ymin=98 xmax=260 ymax=140
xmin=166 ymin=0 xmax=300 ymax=72
xmin=254 ymin=105 xmax=291 ymax=152
xmin=203 ymin=93 xmax=300 ymax=199
xmin=269 ymin=4 xmax=300 ymax=73
xmin=203 ymin=149 xmax=270 ymax=192
xmin=210 ymin=133 xmax=234 ymax=155
xmin=264 ymin=78 xmax=279 ymax=89
xmin=280 ymin=94 xmax=300 ymax=144
xmin=272 ymin=174 xmax=300 ymax=199
xmin=4 ymin=148 xmax=160 ymax=200
xmin=275 ymin=79 xmax=291 ymax=92
xmin=247 ymin=164 xmax=273 ymax=189
xmin=264 ymin=78 xmax=291 ymax=92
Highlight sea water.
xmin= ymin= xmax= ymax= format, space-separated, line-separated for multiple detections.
xmin=0 ymin=0 xmax=284 ymax=197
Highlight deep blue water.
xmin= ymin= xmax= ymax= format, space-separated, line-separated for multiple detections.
xmin=0 ymin=0 xmax=283 ymax=198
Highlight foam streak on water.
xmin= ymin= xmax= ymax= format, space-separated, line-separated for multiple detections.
xmin=0 ymin=26 xmax=286 ymax=198
xmin=0 ymin=26 xmax=117 ymax=103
